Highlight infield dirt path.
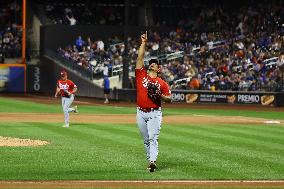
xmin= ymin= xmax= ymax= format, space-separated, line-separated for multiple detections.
xmin=1 ymin=180 xmax=284 ymax=188
xmin=0 ymin=112 xmax=282 ymax=125
xmin=0 ymin=112 xmax=281 ymax=125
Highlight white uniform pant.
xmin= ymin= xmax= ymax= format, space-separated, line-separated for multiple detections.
xmin=62 ymin=95 xmax=75 ymax=125
xmin=136 ymin=107 xmax=162 ymax=162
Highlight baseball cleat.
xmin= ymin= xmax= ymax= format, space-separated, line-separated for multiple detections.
xmin=62 ymin=124 xmax=69 ymax=128
xmin=104 ymin=99 xmax=109 ymax=104
xmin=74 ymin=106 xmax=78 ymax=113
xmin=148 ymin=161 xmax=156 ymax=172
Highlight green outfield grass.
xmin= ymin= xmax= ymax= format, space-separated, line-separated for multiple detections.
xmin=1 ymin=121 xmax=284 ymax=180
xmin=0 ymin=97 xmax=284 ymax=182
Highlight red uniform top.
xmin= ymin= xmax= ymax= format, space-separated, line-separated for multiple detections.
xmin=57 ymin=79 xmax=77 ymax=97
xmin=136 ymin=67 xmax=171 ymax=108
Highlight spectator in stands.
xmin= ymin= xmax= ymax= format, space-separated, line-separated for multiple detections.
xmin=103 ymin=62 xmax=109 ymax=76
xmin=0 ymin=1 xmax=22 ymax=59
xmin=75 ymin=36 xmax=85 ymax=52
xmin=103 ymin=75 xmax=110 ymax=104
xmin=39 ymin=1 xmax=125 ymax=25
xmin=0 ymin=25 xmax=21 ymax=58
xmin=128 ymin=76 xmax=135 ymax=88
xmin=97 ymin=39 xmax=104 ymax=51
xmin=278 ymin=54 xmax=284 ymax=66
xmin=189 ymin=76 xmax=200 ymax=90
xmin=66 ymin=15 xmax=76 ymax=26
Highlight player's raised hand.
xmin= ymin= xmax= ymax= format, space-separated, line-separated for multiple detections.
xmin=141 ymin=31 xmax=147 ymax=43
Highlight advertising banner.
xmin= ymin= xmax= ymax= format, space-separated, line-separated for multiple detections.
xmin=171 ymin=91 xmax=275 ymax=106
xmin=236 ymin=94 xmax=275 ymax=105
xmin=0 ymin=65 xmax=25 ymax=92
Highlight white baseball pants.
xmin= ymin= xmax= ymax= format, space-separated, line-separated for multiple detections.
xmin=62 ymin=94 xmax=75 ymax=125
xmin=136 ymin=107 xmax=162 ymax=162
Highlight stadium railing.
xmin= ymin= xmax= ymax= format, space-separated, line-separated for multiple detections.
xmin=44 ymin=49 xmax=93 ymax=80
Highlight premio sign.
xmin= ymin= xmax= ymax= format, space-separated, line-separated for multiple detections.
xmin=237 ymin=94 xmax=260 ymax=104
xmin=171 ymin=93 xmax=185 ymax=102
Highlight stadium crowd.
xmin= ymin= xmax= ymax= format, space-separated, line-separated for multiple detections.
xmin=57 ymin=35 xmax=124 ymax=78
xmin=44 ymin=3 xmax=124 ymax=25
xmin=36 ymin=0 xmax=140 ymax=26
xmin=0 ymin=1 xmax=22 ymax=59
xmin=57 ymin=2 xmax=284 ymax=91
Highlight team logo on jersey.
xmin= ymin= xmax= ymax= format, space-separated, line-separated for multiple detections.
xmin=59 ymin=83 xmax=69 ymax=90
xmin=142 ymin=77 xmax=161 ymax=89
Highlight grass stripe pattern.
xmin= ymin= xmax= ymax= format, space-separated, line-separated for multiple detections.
xmin=0 ymin=122 xmax=283 ymax=180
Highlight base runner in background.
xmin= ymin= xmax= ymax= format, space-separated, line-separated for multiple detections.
xmin=54 ymin=70 xmax=78 ymax=127
xmin=135 ymin=32 xmax=172 ymax=172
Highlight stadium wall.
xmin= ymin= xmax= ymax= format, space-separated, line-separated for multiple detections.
xmin=115 ymin=89 xmax=284 ymax=107
xmin=38 ymin=56 xmax=114 ymax=98
xmin=26 ymin=64 xmax=41 ymax=93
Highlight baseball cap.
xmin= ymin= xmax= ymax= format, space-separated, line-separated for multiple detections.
xmin=148 ymin=59 xmax=161 ymax=73
xmin=149 ymin=59 xmax=159 ymax=66
xmin=60 ymin=70 xmax=67 ymax=77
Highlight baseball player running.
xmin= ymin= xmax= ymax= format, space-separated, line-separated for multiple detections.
xmin=136 ymin=32 xmax=171 ymax=172
xmin=54 ymin=70 xmax=78 ymax=128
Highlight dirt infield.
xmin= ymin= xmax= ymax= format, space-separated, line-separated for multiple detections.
xmin=1 ymin=180 xmax=284 ymax=188
xmin=0 ymin=136 xmax=49 ymax=147
xmin=0 ymin=112 xmax=280 ymax=125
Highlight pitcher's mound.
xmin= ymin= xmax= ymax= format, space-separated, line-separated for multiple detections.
xmin=0 ymin=136 xmax=49 ymax=147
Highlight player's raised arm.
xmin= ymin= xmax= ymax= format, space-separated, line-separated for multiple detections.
xmin=136 ymin=32 xmax=147 ymax=69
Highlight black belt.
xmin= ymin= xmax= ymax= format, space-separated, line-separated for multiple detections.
xmin=138 ymin=107 xmax=161 ymax=113
xmin=62 ymin=94 xmax=73 ymax=98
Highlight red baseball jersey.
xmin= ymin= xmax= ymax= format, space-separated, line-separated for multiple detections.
xmin=57 ymin=79 xmax=77 ymax=97
xmin=136 ymin=67 xmax=171 ymax=108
